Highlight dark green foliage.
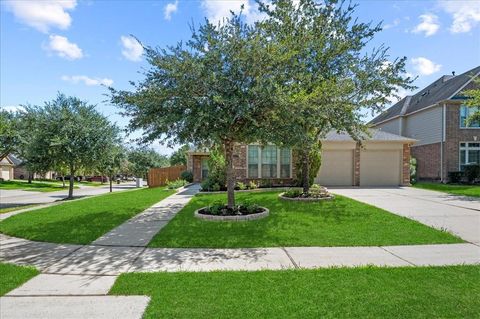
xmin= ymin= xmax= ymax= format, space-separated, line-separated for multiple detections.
xmin=448 ymin=171 xmax=464 ymax=183
xmin=295 ymin=144 xmax=321 ymax=186
xmin=110 ymin=266 xmax=480 ymax=319
xmin=180 ymin=170 xmax=193 ymax=183
xmin=464 ymin=164 xmax=480 ymax=183
xmin=410 ymin=157 xmax=417 ymax=184
xmin=201 ymin=149 xmax=226 ymax=191
xmin=169 ymin=145 xmax=190 ymax=166
xmin=128 ymin=147 xmax=169 ymax=178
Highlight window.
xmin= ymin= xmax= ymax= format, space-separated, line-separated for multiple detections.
xmin=247 ymin=145 xmax=291 ymax=178
xmin=201 ymin=158 xmax=209 ymax=179
xmin=248 ymin=146 xmax=259 ymax=178
xmin=261 ymin=146 xmax=277 ymax=178
xmin=460 ymin=105 xmax=480 ymax=128
xmin=280 ymin=148 xmax=291 ymax=178
xmin=460 ymin=142 xmax=480 ymax=170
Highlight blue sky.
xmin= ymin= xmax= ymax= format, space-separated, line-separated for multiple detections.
xmin=1 ymin=0 xmax=479 ymax=154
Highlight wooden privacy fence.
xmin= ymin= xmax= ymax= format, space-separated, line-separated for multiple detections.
xmin=148 ymin=165 xmax=186 ymax=187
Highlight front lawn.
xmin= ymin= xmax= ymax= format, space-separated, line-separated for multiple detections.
xmin=413 ymin=182 xmax=480 ymax=197
xmin=0 ymin=180 xmax=76 ymax=192
xmin=148 ymin=191 xmax=461 ymax=248
xmin=0 ymin=205 xmax=39 ymax=214
xmin=0 ymin=187 xmax=175 ymax=244
xmin=0 ymin=263 xmax=39 ymax=296
xmin=110 ymin=265 xmax=480 ymax=318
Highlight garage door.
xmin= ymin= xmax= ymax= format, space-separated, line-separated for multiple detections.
xmin=360 ymin=150 xmax=401 ymax=186
xmin=315 ymin=150 xmax=353 ymax=186
xmin=1 ymin=167 xmax=11 ymax=181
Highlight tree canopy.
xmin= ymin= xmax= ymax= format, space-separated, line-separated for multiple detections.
xmin=127 ymin=147 xmax=169 ymax=178
xmin=169 ymin=145 xmax=190 ymax=166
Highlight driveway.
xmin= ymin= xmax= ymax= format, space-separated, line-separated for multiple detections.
xmin=0 ymin=182 xmax=141 ymax=209
xmin=332 ymin=187 xmax=480 ymax=245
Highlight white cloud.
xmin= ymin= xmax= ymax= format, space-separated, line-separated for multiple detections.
xmin=164 ymin=0 xmax=179 ymax=20
xmin=61 ymin=75 xmax=113 ymax=86
xmin=45 ymin=35 xmax=83 ymax=60
xmin=411 ymin=57 xmax=442 ymax=75
xmin=439 ymin=0 xmax=480 ymax=33
xmin=120 ymin=36 xmax=144 ymax=62
xmin=201 ymin=0 xmax=265 ymax=25
xmin=384 ymin=18 xmax=401 ymax=30
xmin=1 ymin=105 xmax=25 ymax=112
xmin=412 ymin=13 xmax=440 ymax=36
xmin=3 ymin=0 xmax=76 ymax=33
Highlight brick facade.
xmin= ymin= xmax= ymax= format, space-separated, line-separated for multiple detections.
xmin=410 ymin=142 xmax=442 ymax=180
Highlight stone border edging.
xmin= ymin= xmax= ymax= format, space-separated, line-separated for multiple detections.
xmin=278 ymin=192 xmax=335 ymax=202
xmin=194 ymin=207 xmax=269 ymax=221
xmin=199 ymin=187 xmax=301 ymax=194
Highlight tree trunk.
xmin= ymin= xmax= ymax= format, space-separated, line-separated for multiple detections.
xmin=109 ymin=176 xmax=113 ymax=193
xmin=225 ymin=140 xmax=235 ymax=209
xmin=302 ymin=149 xmax=310 ymax=194
xmin=62 ymin=176 xmax=65 ymax=188
xmin=28 ymin=172 xmax=32 ymax=184
xmin=68 ymin=166 xmax=75 ymax=199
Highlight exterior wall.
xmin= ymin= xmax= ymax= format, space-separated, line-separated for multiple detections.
xmin=410 ymin=143 xmax=441 ymax=180
xmin=1 ymin=165 xmax=14 ymax=180
xmin=192 ymin=155 xmax=210 ymax=183
xmin=444 ymin=103 xmax=480 ymax=176
xmin=404 ymin=106 xmax=443 ymax=145
xmin=375 ymin=118 xmax=401 ymax=135
xmin=13 ymin=166 xmax=55 ymax=180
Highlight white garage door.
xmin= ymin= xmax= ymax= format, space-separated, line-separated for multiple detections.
xmin=1 ymin=167 xmax=11 ymax=181
xmin=360 ymin=150 xmax=401 ymax=186
xmin=315 ymin=150 xmax=353 ymax=186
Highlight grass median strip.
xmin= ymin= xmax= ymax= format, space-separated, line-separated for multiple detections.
xmin=148 ymin=191 xmax=462 ymax=248
xmin=413 ymin=182 xmax=480 ymax=198
xmin=0 ymin=187 xmax=175 ymax=244
xmin=0 ymin=263 xmax=39 ymax=296
xmin=110 ymin=265 xmax=480 ymax=318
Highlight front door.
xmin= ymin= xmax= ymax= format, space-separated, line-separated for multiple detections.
xmin=201 ymin=158 xmax=209 ymax=180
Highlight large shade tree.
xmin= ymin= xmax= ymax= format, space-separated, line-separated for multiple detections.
xmin=24 ymin=94 xmax=120 ymax=198
xmin=259 ymin=0 xmax=415 ymax=192
xmin=110 ymin=14 xmax=279 ymax=208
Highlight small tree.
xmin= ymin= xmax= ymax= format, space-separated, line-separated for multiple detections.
xmin=0 ymin=110 xmax=21 ymax=160
xmin=169 ymin=145 xmax=190 ymax=166
xmin=127 ymin=147 xmax=169 ymax=179
xmin=98 ymin=144 xmax=126 ymax=192
xmin=23 ymin=94 xmax=119 ymax=199
xmin=463 ymin=77 xmax=480 ymax=125
xmin=111 ymin=14 xmax=279 ymax=208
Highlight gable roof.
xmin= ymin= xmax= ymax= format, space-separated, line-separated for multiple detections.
xmin=370 ymin=65 xmax=480 ymax=125
xmin=7 ymin=154 xmax=23 ymax=166
xmin=323 ymin=129 xmax=416 ymax=143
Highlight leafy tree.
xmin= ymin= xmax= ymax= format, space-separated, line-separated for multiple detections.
xmin=127 ymin=147 xmax=169 ymax=179
xmin=259 ymin=0 xmax=415 ymax=192
xmin=23 ymin=94 xmax=119 ymax=199
xmin=463 ymin=78 xmax=480 ymax=125
xmin=169 ymin=145 xmax=190 ymax=166
xmin=97 ymin=144 xmax=126 ymax=192
xmin=110 ymin=14 xmax=279 ymax=208
xmin=0 ymin=110 xmax=21 ymax=160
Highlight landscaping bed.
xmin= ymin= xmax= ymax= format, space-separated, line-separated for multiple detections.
xmin=279 ymin=184 xmax=334 ymax=201
xmin=147 ymin=191 xmax=462 ymax=248
xmin=195 ymin=204 xmax=268 ymax=221
xmin=110 ymin=265 xmax=480 ymax=318
xmin=0 ymin=187 xmax=175 ymax=244
xmin=0 ymin=263 xmax=39 ymax=296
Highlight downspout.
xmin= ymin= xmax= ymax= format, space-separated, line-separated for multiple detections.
xmin=441 ymin=102 xmax=446 ymax=183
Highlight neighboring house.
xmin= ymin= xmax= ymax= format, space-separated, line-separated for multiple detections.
xmin=370 ymin=66 xmax=480 ymax=182
xmin=8 ymin=154 xmax=56 ymax=180
xmin=187 ymin=129 xmax=415 ymax=187
xmin=0 ymin=156 xmax=14 ymax=181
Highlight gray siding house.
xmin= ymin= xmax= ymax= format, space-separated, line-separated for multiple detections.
xmin=370 ymin=66 xmax=480 ymax=182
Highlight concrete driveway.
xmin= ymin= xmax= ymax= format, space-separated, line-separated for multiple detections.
xmin=332 ymin=187 xmax=480 ymax=245
xmin=0 ymin=182 xmax=141 ymax=209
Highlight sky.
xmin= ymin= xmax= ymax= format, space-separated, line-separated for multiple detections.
xmin=1 ymin=0 xmax=480 ymax=155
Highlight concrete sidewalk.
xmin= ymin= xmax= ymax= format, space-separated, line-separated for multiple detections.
xmin=332 ymin=187 xmax=480 ymax=244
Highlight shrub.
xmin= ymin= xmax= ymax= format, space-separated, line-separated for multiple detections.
xmin=167 ymin=179 xmax=187 ymax=189
xmin=207 ymin=148 xmax=226 ymax=188
xmin=448 ymin=171 xmax=464 ymax=183
xmin=283 ymin=189 xmax=302 ymax=198
xmin=308 ymin=184 xmax=329 ymax=198
xmin=236 ymin=182 xmax=247 ymax=190
xmin=295 ymin=143 xmax=322 ymax=187
xmin=464 ymin=164 xmax=480 ymax=183
xmin=410 ymin=157 xmax=417 ymax=184
xmin=248 ymin=181 xmax=258 ymax=189
xmin=180 ymin=170 xmax=193 ymax=183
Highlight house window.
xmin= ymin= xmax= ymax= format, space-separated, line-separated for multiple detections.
xmin=460 ymin=105 xmax=480 ymax=128
xmin=280 ymin=148 xmax=291 ymax=178
xmin=248 ymin=146 xmax=259 ymax=178
xmin=261 ymin=146 xmax=277 ymax=178
xmin=460 ymin=142 xmax=480 ymax=170
xmin=201 ymin=158 xmax=209 ymax=179
xmin=247 ymin=145 xmax=291 ymax=178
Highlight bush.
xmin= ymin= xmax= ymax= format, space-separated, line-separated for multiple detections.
xmin=283 ymin=189 xmax=302 ymax=198
xmin=166 ymin=179 xmax=187 ymax=189
xmin=410 ymin=157 xmax=417 ymax=184
xmin=295 ymin=143 xmax=322 ymax=187
xmin=236 ymin=182 xmax=247 ymax=190
xmin=448 ymin=171 xmax=464 ymax=183
xmin=308 ymin=184 xmax=329 ymax=198
xmin=248 ymin=181 xmax=258 ymax=189
xmin=464 ymin=164 xmax=480 ymax=183
xmin=180 ymin=170 xmax=193 ymax=183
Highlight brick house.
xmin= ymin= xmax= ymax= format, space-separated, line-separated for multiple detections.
xmin=370 ymin=66 xmax=480 ymax=182
xmin=187 ymin=129 xmax=415 ymax=187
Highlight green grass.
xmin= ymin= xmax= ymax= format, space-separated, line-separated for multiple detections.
xmin=110 ymin=265 xmax=480 ymax=318
xmin=148 ymin=191 xmax=462 ymax=248
xmin=414 ymin=182 xmax=480 ymax=197
xmin=0 ymin=263 xmax=39 ymax=296
xmin=0 ymin=205 xmax=39 ymax=214
xmin=0 ymin=179 xmax=76 ymax=192
xmin=0 ymin=187 xmax=175 ymax=244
